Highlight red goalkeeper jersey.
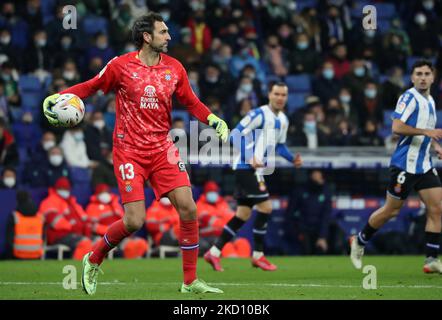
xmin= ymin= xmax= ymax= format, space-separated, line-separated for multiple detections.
xmin=61 ymin=51 xmax=211 ymax=155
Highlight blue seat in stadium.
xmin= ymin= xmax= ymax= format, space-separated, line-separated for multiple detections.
xmin=407 ymin=56 xmax=436 ymax=72
xmin=287 ymin=93 xmax=306 ymax=113
xmin=69 ymin=167 xmax=91 ymax=185
xmin=19 ymin=75 xmax=41 ymax=92
xmin=72 ymin=185 xmax=93 ymax=207
xmin=383 ymin=110 xmax=393 ymax=127
xmin=375 ymin=3 xmax=396 ymax=19
xmin=172 ymin=110 xmax=190 ymax=128
xmin=350 ymin=0 xmax=371 ymax=18
xmin=376 ymin=19 xmax=391 ymax=34
xmin=436 ymin=111 xmax=442 ymax=127
xmin=296 ymin=0 xmax=318 ymax=11
xmin=82 ymin=15 xmax=109 ymax=35
xmin=285 ymin=74 xmax=311 ymax=93
xmin=21 ymin=92 xmax=43 ymax=109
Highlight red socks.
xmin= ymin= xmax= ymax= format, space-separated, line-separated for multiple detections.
xmin=89 ymin=219 xmax=131 ymax=265
xmin=180 ymin=219 xmax=199 ymax=285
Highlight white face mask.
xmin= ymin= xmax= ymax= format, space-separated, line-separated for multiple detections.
xmin=206 ymin=192 xmax=219 ymax=204
xmin=56 ymin=189 xmax=70 ymax=199
xmin=43 ymin=140 xmax=56 ymax=151
xmin=0 ymin=36 xmax=11 ymax=45
xmin=73 ymin=131 xmax=84 ymax=141
xmin=63 ymin=71 xmax=76 ymax=80
xmin=49 ymin=155 xmax=63 ymax=166
xmin=93 ymin=120 xmax=105 ymax=130
xmin=98 ymin=192 xmax=111 ymax=204
xmin=3 ymin=177 xmax=15 ymax=188
xmin=36 ymin=39 xmax=47 ymax=47
xmin=160 ymin=197 xmax=171 ymax=206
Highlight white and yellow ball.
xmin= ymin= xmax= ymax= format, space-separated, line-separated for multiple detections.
xmin=52 ymin=93 xmax=85 ymax=127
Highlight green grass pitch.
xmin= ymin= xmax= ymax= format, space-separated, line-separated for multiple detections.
xmin=0 ymin=256 xmax=441 ymax=300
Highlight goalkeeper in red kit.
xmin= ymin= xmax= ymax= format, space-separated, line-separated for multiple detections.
xmin=42 ymin=13 xmax=228 ymax=295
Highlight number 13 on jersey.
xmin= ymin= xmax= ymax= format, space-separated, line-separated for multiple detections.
xmin=119 ymin=163 xmax=135 ymax=180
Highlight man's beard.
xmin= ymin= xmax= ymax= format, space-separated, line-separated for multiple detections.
xmin=150 ymin=42 xmax=167 ymax=53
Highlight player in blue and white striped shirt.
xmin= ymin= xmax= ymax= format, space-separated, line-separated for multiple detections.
xmin=351 ymin=60 xmax=442 ymax=273
xmin=204 ymin=82 xmax=302 ymax=272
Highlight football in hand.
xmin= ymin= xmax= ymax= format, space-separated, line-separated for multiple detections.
xmin=51 ymin=93 xmax=85 ymax=127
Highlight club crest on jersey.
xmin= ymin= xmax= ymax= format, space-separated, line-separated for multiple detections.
xmin=164 ymin=69 xmax=172 ymax=81
xmin=125 ymin=181 xmax=132 ymax=193
xmin=394 ymin=183 xmax=401 ymax=194
xmin=140 ymin=85 xmax=159 ymax=109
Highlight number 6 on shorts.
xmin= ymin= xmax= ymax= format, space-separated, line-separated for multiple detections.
xmin=397 ymin=171 xmax=406 ymax=184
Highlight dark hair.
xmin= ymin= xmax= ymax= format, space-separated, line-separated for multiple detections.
xmin=411 ymin=59 xmax=434 ymax=73
xmin=268 ymin=81 xmax=288 ymax=93
xmin=132 ymin=13 xmax=164 ymax=49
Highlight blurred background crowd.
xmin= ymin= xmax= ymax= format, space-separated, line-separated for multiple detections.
xmin=0 ymin=0 xmax=441 ymax=259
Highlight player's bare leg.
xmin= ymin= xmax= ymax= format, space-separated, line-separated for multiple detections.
xmin=168 ymin=186 xmax=223 ymax=293
xmin=418 ymin=187 xmax=442 ymax=273
xmin=350 ymin=195 xmax=404 ymax=269
xmin=204 ymin=206 xmax=252 ymax=271
xmin=82 ymin=200 xmax=145 ymax=295
xmin=251 ymin=200 xmax=277 ymax=271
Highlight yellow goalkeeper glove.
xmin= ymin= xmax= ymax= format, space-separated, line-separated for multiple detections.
xmin=207 ymin=113 xmax=229 ymax=143
xmin=42 ymin=93 xmax=60 ymax=126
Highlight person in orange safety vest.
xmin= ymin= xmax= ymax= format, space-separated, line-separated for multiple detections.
xmin=145 ymin=197 xmax=180 ymax=248
xmin=38 ymin=177 xmax=93 ymax=260
xmin=6 ymin=191 xmax=44 ymax=259
xmin=85 ymin=184 xmax=148 ymax=259
xmin=196 ymin=181 xmax=250 ymax=258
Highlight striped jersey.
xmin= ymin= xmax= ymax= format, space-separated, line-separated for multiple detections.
xmin=390 ymin=87 xmax=436 ymax=174
xmin=231 ymin=105 xmax=291 ymax=171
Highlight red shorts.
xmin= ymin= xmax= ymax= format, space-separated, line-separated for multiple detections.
xmin=113 ymin=145 xmax=191 ymax=204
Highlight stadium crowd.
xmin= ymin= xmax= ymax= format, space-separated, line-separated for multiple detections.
xmin=0 ymin=0 xmax=441 ymax=259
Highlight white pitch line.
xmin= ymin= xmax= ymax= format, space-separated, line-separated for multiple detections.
xmin=1 ymin=282 xmax=442 ymax=289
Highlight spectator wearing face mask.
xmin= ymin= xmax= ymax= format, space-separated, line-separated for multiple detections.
xmin=342 ymin=58 xmax=373 ymax=103
xmin=24 ymin=29 xmax=50 ymax=74
xmin=199 ymin=63 xmax=232 ymax=102
xmin=51 ymin=34 xmax=81 ymax=69
xmin=356 ymin=81 xmax=382 ymax=127
xmin=85 ymin=184 xmax=148 ymax=259
xmin=186 ymin=9 xmax=212 ymax=55
xmin=338 ymin=87 xmax=359 ymax=127
xmin=86 ymin=32 xmax=115 ymax=67
xmin=145 ymin=197 xmax=180 ymax=249
xmin=312 ymin=61 xmax=342 ymax=105
xmin=38 ymin=177 xmax=93 ymax=260
xmin=30 ymin=131 xmax=56 ymax=164
xmin=61 ymin=59 xmax=81 ymax=87
xmin=0 ymin=61 xmax=21 ymax=108
xmin=60 ymin=126 xmax=96 ymax=169
xmin=408 ymin=12 xmax=439 ymax=57
xmin=288 ymin=32 xmax=321 ymax=74
xmin=0 ymin=28 xmax=21 ymax=68
xmin=235 ymin=76 xmax=259 ymax=106
xmin=11 ymin=111 xmax=41 ymax=153
xmin=196 ymin=181 xmax=250 ymax=257
xmin=84 ymin=110 xmax=112 ymax=163
xmin=0 ymin=166 xmax=16 ymax=189
xmin=22 ymin=145 xmax=70 ymax=188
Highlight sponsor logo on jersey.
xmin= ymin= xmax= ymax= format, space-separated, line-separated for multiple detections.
xmin=397 ymin=102 xmax=406 ymax=114
xmin=140 ymin=85 xmax=159 ymax=109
